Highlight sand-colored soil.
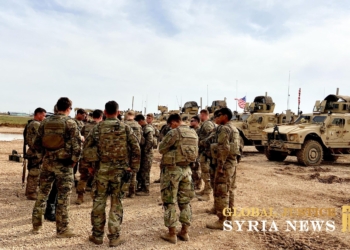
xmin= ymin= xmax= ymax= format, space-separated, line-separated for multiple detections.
xmin=1 ymin=127 xmax=350 ymax=249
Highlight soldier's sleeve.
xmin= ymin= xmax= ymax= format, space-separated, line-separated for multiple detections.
xmin=137 ymin=126 xmax=142 ymax=143
xmin=33 ymin=122 xmax=44 ymax=153
xmin=83 ymin=124 xmax=96 ymax=149
xmin=199 ymin=121 xmax=215 ymax=145
xmin=144 ymin=126 xmax=154 ymax=151
xmin=159 ymin=130 xmax=177 ymax=155
xmin=126 ymin=125 xmax=141 ymax=172
xmin=27 ymin=122 xmax=38 ymax=149
xmin=217 ymin=126 xmax=231 ymax=167
xmin=67 ymin=120 xmax=82 ymax=163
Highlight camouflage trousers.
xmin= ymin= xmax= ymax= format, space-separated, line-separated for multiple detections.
xmin=200 ymin=154 xmax=212 ymax=194
xmin=213 ymin=160 xmax=237 ymax=219
xmin=76 ymin=159 xmax=95 ymax=194
xmin=32 ymin=158 xmax=73 ymax=233
xmin=91 ymin=162 xmax=125 ymax=241
xmin=26 ymin=162 xmax=41 ymax=197
xmin=160 ymin=165 xmax=194 ymax=227
xmin=137 ymin=152 xmax=153 ymax=189
xmin=190 ymin=161 xmax=201 ymax=189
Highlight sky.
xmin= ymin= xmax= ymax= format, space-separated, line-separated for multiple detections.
xmin=1 ymin=0 xmax=350 ymax=116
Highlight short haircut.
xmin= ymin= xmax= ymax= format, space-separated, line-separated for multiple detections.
xmin=191 ymin=115 xmax=200 ymax=123
xmin=146 ymin=113 xmax=154 ymax=118
xmin=54 ymin=105 xmax=58 ymax=113
xmin=200 ymin=109 xmax=209 ymax=115
xmin=217 ymin=107 xmax=233 ymax=120
xmin=105 ymin=101 xmax=119 ymax=115
xmin=167 ymin=113 xmax=181 ymax=124
xmin=77 ymin=109 xmax=86 ymax=115
xmin=213 ymin=109 xmax=220 ymax=117
xmin=34 ymin=107 xmax=46 ymax=115
xmin=134 ymin=114 xmax=145 ymax=121
xmin=56 ymin=97 xmax=72 ymax=112
xmin=92 ymin=109 xmax=103 ymax=119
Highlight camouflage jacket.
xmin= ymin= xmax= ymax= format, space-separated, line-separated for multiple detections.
xmin=34 ymin=113 xmax=82 ymax=163
xmin=73 ymin=118 xmax=85 ymax=132
xmin=141 ymin=124 xmax=154 ymax=152
xmin=217 ymin=121 xmax=239 ymax=167
xmin=81 ymin=121 xmax=97 ymax=138
xmin=198 ymin=120 xmax=215 ymax=152
xmin=84 ymin=118 xmax=141 ymax=171
xmin=125 ymin=119 xmax=142 ymax=143
xmin=25 ymin=120 xmax=40 ymax=157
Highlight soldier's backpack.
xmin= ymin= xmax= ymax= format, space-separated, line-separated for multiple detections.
xmin=210 ymin=124 xmax=240 ymax=159
xmin=95 ymin=121 xmax=128 ymax=163
xmin=42 ymin=116 xmax=70 ymax=150
xmin=175 ymin=127 xmax=198 ymax=164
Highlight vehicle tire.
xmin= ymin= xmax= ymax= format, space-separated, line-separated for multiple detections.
xmin=264 ymin=147 xmax=287 ymax=162
xmin=296 ymin=140 xmax=323 ymax=166
xmin=255 ymin=146 xmax=265 ymax=153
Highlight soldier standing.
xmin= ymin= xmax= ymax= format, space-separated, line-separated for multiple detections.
xmin=189 ymin=115 xmax=202 ymax=190
xmin=73 ymin=109 xmax=86 ymax=187
xmin=196 ymin=109 xmax=215 ymax=201
xmin=32 ymin=97 xmax=82 ymax=237
xmin=124 ymin=110 xmax=142 ymax=198
xmin=85 ymin=101 xmax=140 ymax=247
xmin=206 ymin=108 xmax=240 ymax=230
xmin=24 ymin=107 xmax=47 ymax=200
xmin=146 ymin=113 xmax=160 ymax=146
xmin=159 ymin=113 xmax=198 ymax=244
xmin=75 ymin=109 xmax=103 ymax=205
xmin=135 ymin=114 xmax=154 ymax=196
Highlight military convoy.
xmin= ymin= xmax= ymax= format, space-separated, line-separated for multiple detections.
xmin=232 ymin=94 xmax=297 ymax=152
xmin=262 ymin=89 xmax=350 ymax=166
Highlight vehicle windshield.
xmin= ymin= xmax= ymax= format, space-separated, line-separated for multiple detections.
xmin=241 ymin=114 xmax=250 ymax=121
xmin=312 ymin=116 xmax=327 ymax=124
xmin=294 ymin=115 xmax=312 ymax=124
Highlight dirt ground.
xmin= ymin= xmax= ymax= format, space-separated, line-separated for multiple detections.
xmin=1 ymin=127 xmax=350 ymax=249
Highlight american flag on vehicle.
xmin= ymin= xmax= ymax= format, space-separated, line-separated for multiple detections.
xmin=235 ymin=96 xmax=246 ymax=109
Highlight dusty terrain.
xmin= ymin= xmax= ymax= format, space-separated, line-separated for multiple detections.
xmin=1 ymin=127 xmax=350 ymax=249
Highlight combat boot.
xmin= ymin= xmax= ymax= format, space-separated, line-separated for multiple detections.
xmin=127 ymin=184 xmax=136 ymax=198
xmin=206 ymin=214 xmax=226 ymax=230
xmin=136 ymin=186 xmax=150 ymax=196
xmin=26 ymin=193 xmax=37 ymax=200
xmin=205 ymin=206 xmax=216 ymax=214
xmin=44 ymin=203 xmax=56 ymax=222
xmin=56 ymin=228 xmax=77 ymax=238
xmin=109 ymin=236 xmax=126 ymax=247
xmin=31 ymin=226 xmax=41 ymax=234
xmin=177 ymin=224 xmax=190 ymax=241
xmin=197 ymin=193 xmax=211 ymax=201
xmin=160 ymin=227 xmax=177 ymax=244
xmin=195 ymin=189 xmax=205 ymax=196
xmin=75 ymin=193 xmax=84 ymax=205
xmin=89 ymin=235 xmax=103 ymax=245
xmin=195 ymin=181 xmax=202 ymax=190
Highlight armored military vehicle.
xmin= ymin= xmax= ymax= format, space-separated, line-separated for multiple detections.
xmin=262 ymin=89 xmax=350 ymax=166
xmin=232 ymin=94 xmax=296 ymax=152
xmin=207 ymin=99 xmax=227 ymax=114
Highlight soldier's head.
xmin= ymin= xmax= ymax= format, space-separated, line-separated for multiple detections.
xmin=76 ymin=109 xmax=87 ymax=121
xmin=92 ymin=109 xmax=103 ymax=123
xmin=135 ymin=114 xmax=147 ymax=126
xmin=146 ymin=113 xmax=154 ymax=124
xmin=34 ymin=107 xmax=46 ymax=121
xmin=215 ymin=108 xmax=232 ymax=125
xmin=190 ymin=115 xmax=200 ymax=129
xmin=167 ymin=113 xmax=182 ymax=129
xmin=56 ymin=97 xmax=72 ymax=116
xmin=104 ymin=101 xmax=120 ymax=118
xmin=126 ymin=110 xmax=135 ymax=121
xmin=200 ymin=109 xmax=209 ymax=122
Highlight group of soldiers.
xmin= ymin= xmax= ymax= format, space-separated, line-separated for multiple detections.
xmin=23 ymin=97 xmax=240 ymax=247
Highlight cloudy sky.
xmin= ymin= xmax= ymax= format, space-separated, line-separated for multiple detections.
xmin=1 ymin=0 xmax=350 ymax=115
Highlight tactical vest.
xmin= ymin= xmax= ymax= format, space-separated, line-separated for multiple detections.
xmin=210 ymin=123 xmax=240 ymax=159
xmin=162 ymin=126 xmax=198 ymax=166
xmin=125 ymin=120 xmax=142 ymax=143
xmin=83 ymin=121 xmax=96 ymax=138
xmin=95 ymin=120 xmax=128 ymax=163
xmin=42 ymin=115 xmax=71 ymax=159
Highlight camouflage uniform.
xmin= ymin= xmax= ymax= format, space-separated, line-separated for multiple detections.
xmin=73 ymin=118 xmax=85 ymax=185
xmin=159 ymin=125 xmax=198 ymax=233
xmin=124 ymin=119 xmax=142 ymax=197
xmin=32 ymin=113 xmax=82 ymax=234
xmin=207 ymin=121 xmax=240 ymax=228
xmin=190 ymin=126 xmax=201 ymax=190
xmin=25 ymin=120 xmax=41 ymax=199
xmin=76 ymin=121 xmax=97 ymax=197
xmin=84 ymin=118 xmax=140 ymax=241
xmin=137 ymin=124 xmax=154 ymax=193
xmin=198 ymin=120 xmax=215 ymax=196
